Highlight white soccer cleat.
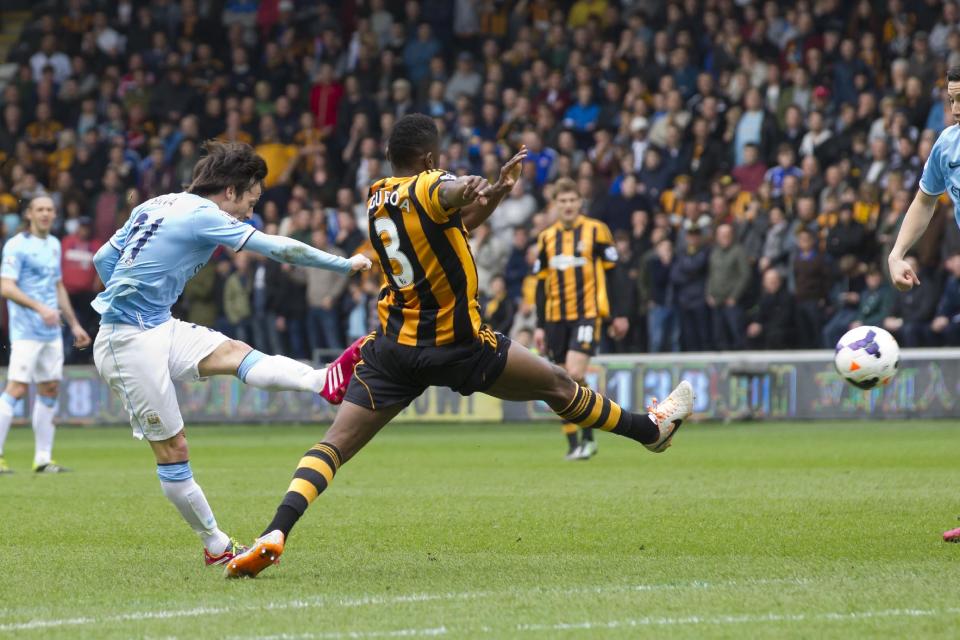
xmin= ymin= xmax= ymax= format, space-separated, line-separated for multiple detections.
xmin=576 ymin=440 xmax=597 ymax=459
xmin=644 ymin=380 xmax=694 ymax=453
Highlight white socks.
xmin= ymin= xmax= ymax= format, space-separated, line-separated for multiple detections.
xmin=237 ymin=350 xmax=327 ymax=393
xmin=0 ymin=392 xmax=14 ymax=457
xmin=32 ymin=395 xmax=57 ymax=467
xmin=158 ymin=461 xmax=230 ymax=554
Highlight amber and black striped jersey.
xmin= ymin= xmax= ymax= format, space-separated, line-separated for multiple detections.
xmin=533 ymin=215 xmax=619 ymax=323
xmin=366 ymin=170 xmax=482 ymax=347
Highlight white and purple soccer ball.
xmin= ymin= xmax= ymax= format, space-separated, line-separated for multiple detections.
xmin=834 ymin=325 xmax=900 ymax=390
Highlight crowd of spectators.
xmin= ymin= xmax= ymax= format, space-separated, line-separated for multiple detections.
xmin=4 ymin=0 xmax=960 ymax=364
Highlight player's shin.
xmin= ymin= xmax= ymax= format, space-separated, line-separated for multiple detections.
xmin=236 ymin=350 xmax=326 ymax=393
xmin=31 ymin=395 xmax=57 ymax=467
xmin=261 ymin=441 xmax=342 ymax=539
xmin=557 ymin=385 xmax=659 ymax=444
xmin=0 ymin=392 xmax=15 ymax=456
xmin=157 ymin=461 xmax=230 ymax=554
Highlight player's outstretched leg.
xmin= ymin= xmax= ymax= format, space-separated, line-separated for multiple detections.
xmin=200 ymin=336 xmax=365 ymax=404
xmin=486 ymin=343 xmax=693 ymax=452
xmin=225 ymin=401 xmax=404 ymax=578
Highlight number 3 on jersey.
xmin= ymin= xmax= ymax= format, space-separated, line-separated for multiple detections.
xmin=374 ymin=217 xmax=414 ymax=287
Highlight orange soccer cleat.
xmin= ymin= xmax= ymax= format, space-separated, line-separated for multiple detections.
xmin=224 ymin=530 xmax=285 ymax=578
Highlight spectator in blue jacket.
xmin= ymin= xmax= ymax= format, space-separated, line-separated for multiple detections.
xmin=671 ymin=225 xmax=711 ymax=352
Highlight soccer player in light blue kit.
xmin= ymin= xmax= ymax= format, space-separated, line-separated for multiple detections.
xmin=889 ymin=66 xmax=960 ymax=543
xmin=0 ymin=195 xmax=91 ymax=474
xmin=91 ymin=142 xmax=372 ymax=566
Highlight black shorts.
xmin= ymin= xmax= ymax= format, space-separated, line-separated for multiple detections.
xmin=544 ymin=318 xmax=602 ymax=362
xmin=343 ymin=326 xmax=512 ymax=410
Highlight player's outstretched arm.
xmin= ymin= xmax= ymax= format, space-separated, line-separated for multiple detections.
xmin=0 ymin=277 xmax=59 ymax=326
xmin=243 ymin=231 xmax=372 ymax=275
xmin=888 ymin=190 xmax=939 ymax=291
xmin=438 ymin=175 xmax=494 ymax=212
xmin=461 ymin=146 xmax=528 ymax=231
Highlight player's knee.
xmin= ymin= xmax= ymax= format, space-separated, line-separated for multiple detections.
xmin=4 ymin=382 xmax=28 ymax=399
xmin=151 ymin=431 xmax=189 ymax=464
xmin=545 ymin=364 xmax=576 ymax=407
xmin=37 ymin=382 xmax=59 ymax=397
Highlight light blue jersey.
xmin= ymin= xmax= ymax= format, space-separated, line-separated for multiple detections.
xmin=920 ymin=123 xmax=960 ymax=228
xmin=0 ymin=232 xmax=61 ymax=342
xmin=93 ymin=192 xmax=256 ymax=328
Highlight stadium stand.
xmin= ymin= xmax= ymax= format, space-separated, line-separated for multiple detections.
xmin=2 ymin=0 xmax=960 ymax=363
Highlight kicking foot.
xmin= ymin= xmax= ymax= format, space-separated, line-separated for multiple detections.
xmin=224 ymin=530 xmax=285 ymax=579
xmin=319 ymin=336 xmax=367 ymax=404
xmin=944 ymin=527 xmax=960 ymax=543
xmin=644 ymin=380 xmax=694 ymax=453
xmin=33 ymin=461 xmax=69 ymax=473
xmin=0 ymin=457 xmax=11 ymax=475
xmin=205 ymin=537 xmax=248 ymax=566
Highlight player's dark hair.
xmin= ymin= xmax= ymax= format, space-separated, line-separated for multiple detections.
xmin=187 ymin=140 xmax=267 ymax=198
xmin=948 ymin=66 xmax=960 ymax=82
xmin=386 ymin=114 xmax=438 ymax=169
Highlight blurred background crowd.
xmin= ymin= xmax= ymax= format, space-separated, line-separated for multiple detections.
xmin=3 ymin=0 xmax=960 ymax=364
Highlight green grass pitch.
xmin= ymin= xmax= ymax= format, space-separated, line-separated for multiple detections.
xmin=1 ymin=420 xmax=960 ymax=639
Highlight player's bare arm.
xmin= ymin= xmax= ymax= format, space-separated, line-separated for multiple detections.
xmin=461 ymin=146 xmax=529 ymax=231
xmin=437 ymin=174 xmax=494 ymax=211
xmin=888 ymin=190 xmax=939 ymax=291
xmin=55 ymin=280 xmax=91 ymax=348
xmin=0 ymin=277 xmax=59 ymax=326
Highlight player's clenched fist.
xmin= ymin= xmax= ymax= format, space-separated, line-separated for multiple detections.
xmin=888 ymin=256 xmax=920 ymax=291
xmin=349 ymin=254 xmax=373 ymax=274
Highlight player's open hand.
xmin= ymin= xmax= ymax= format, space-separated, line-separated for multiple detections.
xmin=348 ymin=254 xmax=373 ymax=275
xmin=497 ymin=146 xmax=528 ymax=190
xmin=888 ymin=256 xmax=919 ymax=291
xmin=72 ymin=324 xmax=92 ymax=349
xmin=462 ymin=175 xmax=492 ymax=206
xmin=37 ymin=304 xmax=60 ymax=327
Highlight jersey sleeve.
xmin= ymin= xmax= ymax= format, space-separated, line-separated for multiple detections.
xmin=919 ymin=133 xmax=946 ymax=196
xmin=192 ymin=205 xmax=257 ymax=251
xmin=0 ymin=238 xmax=22 ymax=280
xmin=595 ymin=222 xmax=619 ymax=269
xmin=415 ymin=170 xmax=459 ymax=223
xmin=52 ymin=237 xmax=62 ymax=280
xmin=107 ymin=211 xmax=135 ymax=252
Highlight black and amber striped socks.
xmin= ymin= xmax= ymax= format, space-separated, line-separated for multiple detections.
xmin=261 ymin=441 xmax=342 ymax=538
xmin=557 ymin=385 xmax=658 ymax=445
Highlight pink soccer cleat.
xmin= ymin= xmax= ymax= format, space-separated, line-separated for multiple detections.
xmin=943 ymin=527 xmax=960 ymax=543
xmin=318 ymin=336 xmax=367 ymax=404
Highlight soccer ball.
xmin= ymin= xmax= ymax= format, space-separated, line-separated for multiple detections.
xmin=833 ymin=325 xmax=900 ymax=390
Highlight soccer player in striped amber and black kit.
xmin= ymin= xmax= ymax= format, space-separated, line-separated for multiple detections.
xmin=533 ymin=178 xmax=629 ymax=461
xmin=225 ymin=115 xmax=695 ymax=578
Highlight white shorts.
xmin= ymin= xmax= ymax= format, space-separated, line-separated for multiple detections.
xmin=8 ymin=339 xmax=64 ymax=384
xmin=93 ymin=318 xmax=230 ymax=441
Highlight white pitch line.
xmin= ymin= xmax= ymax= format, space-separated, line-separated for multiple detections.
xmin=0 ymin=577 xmax=805 ymax=633
xmin=236 ymin=607 xmax=960 ymax=639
